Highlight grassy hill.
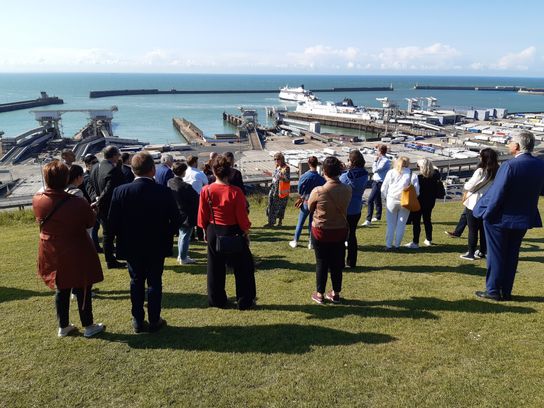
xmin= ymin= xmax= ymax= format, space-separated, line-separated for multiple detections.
xmin=1 ymin=199 xmax=543 ymax=407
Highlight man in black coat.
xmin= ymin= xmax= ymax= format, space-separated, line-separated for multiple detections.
xmin=120 ymin=152 xmax=135 ymax=183
xmin=90 ymin=145 xmax=127 ymax=268
xmin=108 ymin=152 xmax=182 ymax=333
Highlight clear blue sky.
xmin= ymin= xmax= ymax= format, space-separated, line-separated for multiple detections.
xmin=1 ymin=0 xmax=542 ymax=76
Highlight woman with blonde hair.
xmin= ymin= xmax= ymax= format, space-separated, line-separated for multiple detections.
xmin=265 ymin=152 xmax=290 ymax=227
xmin=405 ymin=158 xmax=442 ymax=248
xmin=381 ymin=156 xmax=419 ymax=250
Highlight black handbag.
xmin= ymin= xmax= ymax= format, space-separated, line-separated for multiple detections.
xmin=207 ymin=189 xmax=245 ymax=255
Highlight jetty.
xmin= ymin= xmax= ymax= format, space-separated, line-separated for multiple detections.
xmin=0 ymin=92 xmax=63 ymax=113
xmin=173 ymin=118 xmax=205 ymax=144
xmin=413 ymin=84 xmax=544 ymax=93
xmin=89 ymin=86 xmax=394 ymax=99
xmin=283 ymin=111 xmax=434 ymax=137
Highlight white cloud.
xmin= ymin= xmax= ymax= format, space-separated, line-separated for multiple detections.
xmin=492 ymin=46 xmax=536 ymax=70
xmin=375 ymin=43 xmax=461 ymax=70
xmin=287 ymin=45 xmax=360 ymax=69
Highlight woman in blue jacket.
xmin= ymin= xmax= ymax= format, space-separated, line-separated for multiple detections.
xmin=340 ymin=150 xmax=368 ymax=268
xmin=289 ymin=156 xmax=325 ymax=249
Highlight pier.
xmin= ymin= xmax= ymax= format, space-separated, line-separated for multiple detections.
xmin=173 ymin=118 xmax=205 ymax=144
xmin=413 ymin=85 xmax=544 ymax=92
xmin=89 ymin=86 xmax=394 ymax=99
xmin=283 ymin=111 xmax=435 ymax=137
xmin=0 ymin=92 xmax=63 ymax=113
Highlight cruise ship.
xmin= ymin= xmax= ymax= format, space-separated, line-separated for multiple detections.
xmin=295 ymin=98 xmax=381 ymax=121
xmin=278 ymin=85 xmax=319 ymax=102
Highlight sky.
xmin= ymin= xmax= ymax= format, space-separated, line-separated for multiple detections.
xmin=1 ymin=0 xmax=543 ymax=76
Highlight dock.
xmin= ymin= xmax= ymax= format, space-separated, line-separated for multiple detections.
xmin=283 ymin=111 xmax=435 ymax=137
xmin=413 ymin=85 xmax=544 ymax=92
xmin=173 ymin=118 xmax=205 ymax=144
xmin=89 ymin=86 xmax=394 ymax=99
xmin=0 ymin=92 xmax=63 ymax=113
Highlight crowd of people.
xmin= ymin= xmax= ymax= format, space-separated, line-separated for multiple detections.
xmin=32 ymin=131 xmax=544 ymax=337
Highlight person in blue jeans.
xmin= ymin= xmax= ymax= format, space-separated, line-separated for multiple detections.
xmin=362 ymin=144 xmax=390 ymax=226
xmin=289 ymin=156 xmax=325 ymax=249
xmin=340 ymin=150 xmax=368 ymax=268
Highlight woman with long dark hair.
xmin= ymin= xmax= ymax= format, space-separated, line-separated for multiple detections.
xmin=264 ymin=152 xmax=290 ymax=227
xmin=198 ymin=155 xmax=256 ymax=310
xmin=339 ymin=150 xmax=368 ymax=268
xmin=308 ymin=156 xmax=352 ymax=304
xmin=460 ymin=148 xmax=499 ymax=260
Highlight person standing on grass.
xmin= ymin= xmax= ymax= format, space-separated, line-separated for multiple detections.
xmin=265 ymin=152 xmax=290 ymax=227
xmin=473 ymin=131 xmax=544 ymax=301
xmin=289 ymin=156 xmax=325 ymax=249
xmin=90 ymin=145 xmax=127 ymax=269
xmin=155 ymin=153 xmax=174 ymax=186
xmin=459 ymin=148 xmax=499 ymax=261
xmin=308 ymin=156 xmax=351 ymax=304
xmin=32 ymin=160 xmax=105 ymax=338
xmin=362 ymin=144 xmax=390 ymax=227
xmin=109 ymin=152 xmax=182 ymax=333
xmin=168 ymin=161 xmax=200 ymax=265
xmin=339 ymin=150 xmax=368 ymax=268
xmin=405 ymin=159 xmax=442 ymax=249
xmin=198 ymin=155 xmax=256 ymax=310
xmin=381 ymin=156 xmax=419 ymax=250
xmin=184 ymin=155 xmax=209 ymax=241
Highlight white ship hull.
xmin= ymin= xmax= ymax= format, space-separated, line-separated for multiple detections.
xmin=295 ymin=101 xmax=380 ymax=121
xmin=278 ymin=86 xmax=318 ymax=102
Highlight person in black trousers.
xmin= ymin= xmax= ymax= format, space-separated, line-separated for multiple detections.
xmin=445 ymin=209 xmax=467 ymax=238
xmin=197 ymin=155 xmax=256 ymax=310
xmin=90 ymin=145 xmax=127 ymax=269
xmin=339 ymin=151 xmax=368 ymax=267
xmin=109 ymin=152 xmax=182 ymax=333
xmin=405 ymin=159 xmax=442 ymax=248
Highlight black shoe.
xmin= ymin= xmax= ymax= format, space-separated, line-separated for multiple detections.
xmin=95 ymin=246 xmax=104 ymax=253
xmin=501 ymin=293 xmax=512 ymax=301
xmin=445 ymin=231 xmax=461 ymax=238
xmin=475 ymin=290 xmax=502 ymax=301
xmin=107 ymin=260 xmax=127 ymax=269
xmin=149 ymin=318 xmax=167 ymax=333
xmin=132 ymin=319 xmax=149 ymax=334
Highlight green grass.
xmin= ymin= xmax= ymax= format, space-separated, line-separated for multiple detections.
xmin=1 ymin=199 xmax=544 ymax=407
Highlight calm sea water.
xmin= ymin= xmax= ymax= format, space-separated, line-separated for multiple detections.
xmin=1 ymin=73 xmax=544 ymax=144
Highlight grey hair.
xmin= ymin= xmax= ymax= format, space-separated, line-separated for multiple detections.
xmin=417 ymin=158 xmax=435 ymax=178
xmin=161 ymin=153 xmax=174 ymax=164
xmin=512 ymin=131 xmax=535 ymax=153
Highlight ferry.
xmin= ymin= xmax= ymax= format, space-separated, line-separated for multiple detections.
xmin=278 ymin=85 xmax=318 ymax=102
xmin=295 ymin=98 xmax=381 ymax=121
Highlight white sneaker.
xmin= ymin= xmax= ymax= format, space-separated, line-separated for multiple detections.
xmin=71 ymin=293 xmax=76 ymax=301
xmin=181 ymin=256 xmax=196 ymax=264
xmin=84 ymin=323 xmax=105 ymax=338
xmin=361 ymin=220 xmax=371 ymax=227
xmin=176 ymin=256 xmax=182 ymax=265
xmin=308 ymin=241 xmax=313 ymax=249
xmin=371 ymin=217 xmax=379 ymax=222
xmin=404 ymin=242 xmax=419 ymax=249
xmin=423 ymin=239 xmax=432 ymax=247
xmin=289 ymin=240 xmax=298 ymax=248
xmin=58 ymin=324 xmax=77 ymax=338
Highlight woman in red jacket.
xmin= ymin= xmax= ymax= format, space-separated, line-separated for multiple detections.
xmin=198 ymin=155 xmax=256 ymax=310
xmin=32 ymin=160 xmax=105 ymax=338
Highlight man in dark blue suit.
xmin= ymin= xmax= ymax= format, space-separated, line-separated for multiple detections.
xmin=109 ymin=152 xmax=181 ymax=332
xmin=473 ymin=131 xmax=544 ymax=301
xmin=154 ymin=153 xmax=174 ymax=186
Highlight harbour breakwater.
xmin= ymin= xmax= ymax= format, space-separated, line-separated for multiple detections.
xmin=0 ymin=92 xmax=63 ymax=113
xmin=414 ymin=85 xmax=544 ymax=92
xmin=89 ymin=86 xmax=394 ymax=98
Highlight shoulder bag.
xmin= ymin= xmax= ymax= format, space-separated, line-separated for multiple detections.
xmin=401 ymin=171 xmax=421 ymax=212
xmin=39 ymin=195 xmax=73 ymax=231
xmin=207 ymin=189 xmax=245 ymax=255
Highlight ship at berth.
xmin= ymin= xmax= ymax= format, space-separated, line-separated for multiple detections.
xmin=295 ymin=98 xmax=381 ymax=121
xmin=278 ymin=85 xmax=319 ymax=102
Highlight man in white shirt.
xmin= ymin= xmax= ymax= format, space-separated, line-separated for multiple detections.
xmin=183 ymin=155 xmax=208 ymax=194
xmin=362 ymin=144 xmax=391 ymax=226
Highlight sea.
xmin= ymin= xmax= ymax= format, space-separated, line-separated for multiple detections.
xmin=1 ymin=73 xmax=544 ymax=145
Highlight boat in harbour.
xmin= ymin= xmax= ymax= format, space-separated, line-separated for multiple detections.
xmin=278 ymin=85 xmax=319 ymax=102
xmin=295 ymin=98 xmax=381 ymax=121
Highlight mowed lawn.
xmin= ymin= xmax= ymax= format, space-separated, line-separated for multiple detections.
xmin=1 ymin=199 xmax=543 ymax=408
